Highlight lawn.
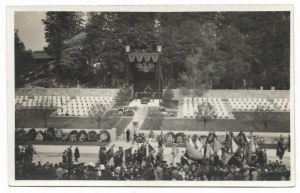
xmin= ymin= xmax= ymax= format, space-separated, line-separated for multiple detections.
xmin=16 ymin=109 xmax=132 ymax=135
xmin=160 ymin=100 xmax=179 ymax=110
xmin=140 ymin=112 xmax=290 ymax=133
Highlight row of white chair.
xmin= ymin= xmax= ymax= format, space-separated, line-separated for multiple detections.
xmin=182 ymin=98 xmax=229 ymax=119
xmin=228 ymin=98 xmax=267 ymax=102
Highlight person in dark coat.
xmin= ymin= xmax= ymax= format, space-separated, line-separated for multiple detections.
xmin=276 ymin=137 xmax=286 ymax=160
xmin=67 ymin=147 xmax=73 ymax=164
xmin=126 ymin=129 xmax=130 ymax=142
xmin=132 ymin=131 xmax=137 ymax=145
xmin=62 ymin=150 xmax=66 ymax=164
xmin=74 ymin=147 xmax=80 ymax=162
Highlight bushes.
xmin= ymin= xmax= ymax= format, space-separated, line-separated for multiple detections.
xmin=162 ymin=89 xmax=174 ymax=101
xmin=115 ymin=85 xmax=133 ymax=105
xmin=162 ymin=89 xmax=174 ymax=107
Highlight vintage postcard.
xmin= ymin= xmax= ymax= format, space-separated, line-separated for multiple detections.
xmin=7 ymin=5 xmax=294 ymax=187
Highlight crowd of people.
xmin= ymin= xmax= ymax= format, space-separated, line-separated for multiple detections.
xmin=15 ymin=153 xmax=290 ymax=181
xmin=15 ymin=131 xmax=290 ymax=181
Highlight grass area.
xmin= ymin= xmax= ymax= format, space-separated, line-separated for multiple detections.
xmin=16 ymin=109 xmax=132 ymax=134
xmin=140 ymin=112 xmax=290 ymax=133
xmin=161 ymin=100 xmax=179 ymax=109
xmin=114 ymin=118 xmax=133 ymax=136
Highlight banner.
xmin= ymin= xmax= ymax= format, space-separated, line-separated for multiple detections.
xmin=128 ymin=53 xmax=159 ymax=63
xmin=196 ymin=138 xmax=204 ymax=152
xmin=232 ymin=138 xmax=239 ymax=154
xmin=125 ymin=147 xmax=132 ymax=164
xmin=213 ymin=138 xmax=223 ymax=153
xmin=206 ymin=144 xmax=213 ymax=158
xmin=148 ymin=143 xmax=156 ymax=154
xmin=186 ymin=138 xmax=204 ymax=160
xmin=248 ymin=133 xmax=256 ymax=162
xmin=143 ymin=53 xmax=152 ymax=62
xmin=106 ymin=145 xmax=114 ymax=162
xmin=172 ymin=143 xmax=179 ymax=157
xmin=221 ymin=150 xmax=232 ymax=165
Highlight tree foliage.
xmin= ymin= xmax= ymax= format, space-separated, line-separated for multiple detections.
xmin=88 ymin=103 xmax=107 ymax=129
xmin=14 ymin=30 xmax=33 ymax=87
xmin=42 ymin=12 xmax=84 ymax=83
xmin=17 ymin=12 xmax=290 ymax=90
xmin=253 ymin=104 xmax=275 ymax=130
xmin=194 ymin=101 xmax=217 ymax=130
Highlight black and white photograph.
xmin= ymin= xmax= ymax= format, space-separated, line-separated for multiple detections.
xmin=6 ymin=5 xmax=294 ymax=187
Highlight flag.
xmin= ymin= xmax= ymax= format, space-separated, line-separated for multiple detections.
xmin=248 ymin=132 xmax=256 ymax=162
xmin=125 ymin=147 xmax=132 ymax=164
xmin=225 ymin=132 xmax=232 ymax=148
xmin=186 ymin=138 xmax=204 ymax=160
xmin=213 ymin=138 xmax=223 ymax=153
xmin=172 ymin=143 xmax=179 ymax=157
xmin=249 ymin=133 xmax=256 ymax=154
xmin=196 ymin=138 xmax=204 ymax=152
xmin=206 ymin=144 xmax=213 ymax=158
xmin=106 ymin=145 xmax=114 ymax=162
xmin=221 ymin=150 xmax=232 ymax=165
xmin=148 ymin=143 xmax=156 ymax=154
xmin=231 ymin=138 xmax=239 ymax=154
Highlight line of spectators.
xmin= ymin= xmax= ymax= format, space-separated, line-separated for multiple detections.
xmin=15 ymin=146 xmax=290 ymax=181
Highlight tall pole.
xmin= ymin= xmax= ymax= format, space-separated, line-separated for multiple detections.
xmin=158 ymin=61 xmax=161 ymax=105
xmin=125 ymin=45 xmax=130 ymax=85
xmin=157 ymin=46 xmax=162 ymax=106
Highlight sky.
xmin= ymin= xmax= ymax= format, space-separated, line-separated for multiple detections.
xmin=14 ymin=11 xmax=47 ymax=51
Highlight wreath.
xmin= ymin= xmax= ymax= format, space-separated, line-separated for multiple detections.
xmin=164 ymin=132 xmax=175 ymax=144
xmin=175 ymin=132 xmax=186 ymax=144
xmin=55 ymin=128 xmax=64 ymax=140
xmin=26 ymin=128 xmax=37 ymax=141
xmin=88 ymin=130 xmax=98 ymax=141
xmin=35 ymin=131 xmax=44 ymax=141
xmin=69 ymin=134 xmax=77 ymax=142
xmin=45 ymin=127 xmax=56 ymax=141
xmin=98 ymin=130 xmax=110 ymax=142
xmin=136 ymin=133 xmax=146 ymax=143
xmin=69 ymin=130 xmax=78 ymax=142
xmin=76 ymin=130 xmax=88 ymax=141
xmin=62 ymin=132 xmax=70 ymax=141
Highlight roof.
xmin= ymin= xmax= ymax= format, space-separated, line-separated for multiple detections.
xmin=32 ymin=51 xmax=54 ymax=60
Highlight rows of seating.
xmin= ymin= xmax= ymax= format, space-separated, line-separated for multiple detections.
xmin=182 ymin=97 xmax=230 ymax=119
xmin=273 ymin=98 xmax=290 ymax=111
xmin=58 ymin=97 xmax=114 ymax=116
xmin=16 ymin=96 xmax=71 ymax=108
xmin=228 ymin=98 xmax=274 ymax=111
xmin=15 ymin=95 xmax=115 ymax=117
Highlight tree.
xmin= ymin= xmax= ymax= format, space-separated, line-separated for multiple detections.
xmin=60 ymin=32 xmax=91 ymax=87
xmin=115 ymin=85 xmax=133 ymax=105
xmin=162 ymin=88 xmax=174 ymax=107
xmin=88 ymin=103 xmax=107 ymax=129
xmin=194 ymin=101 xmax=217 ymax=130
xmin=85 ymin=12 xmax=158 ymax=87
xmin=14 ymin=30 xmax=33 ymax=87
xmin=42 ymin=12 xmax=84 ymax=84
xmin=39 ymin=103 xmax=58 ymax=128
xmin=253 ymin=104 xmax=274 ymax=130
